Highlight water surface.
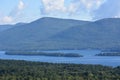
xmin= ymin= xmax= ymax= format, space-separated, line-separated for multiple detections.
xmin=0 ymin=50 xmax=120 ymax=67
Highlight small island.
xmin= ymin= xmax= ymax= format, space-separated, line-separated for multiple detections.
xmin=5 ymin=51 xmax=83 ymax=57
xmin=95 ymin=52 xmax=120 ymax=56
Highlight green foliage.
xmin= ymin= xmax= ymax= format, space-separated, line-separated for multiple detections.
xmin=0 ymin=59 xmax=119 ymax=80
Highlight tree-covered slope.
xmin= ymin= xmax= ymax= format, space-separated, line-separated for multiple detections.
xmin=0 ymin=59 xmax=119 ymax=80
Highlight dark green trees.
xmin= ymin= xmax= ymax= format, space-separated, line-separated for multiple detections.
xmin=0 ymin=59 xmax=119 ymax=80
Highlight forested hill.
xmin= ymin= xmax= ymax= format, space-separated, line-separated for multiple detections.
xmin=0 ymin=59 xmax=119 ymax=80
xmin=0 ymin=17 xmax=90 ymax=50
xmin=51 ymin=18 xmax=120 ymax=49
xmin=0 ymin=17 xmax=120 ymax=50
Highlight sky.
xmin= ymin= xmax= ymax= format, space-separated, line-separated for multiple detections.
xmin=0 ymin=0 xmax=120 ymax=24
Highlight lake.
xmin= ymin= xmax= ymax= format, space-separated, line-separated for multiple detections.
xmin=0 ymin=50 xmax=120 ymax=67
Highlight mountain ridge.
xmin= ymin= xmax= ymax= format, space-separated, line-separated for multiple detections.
xmin=0 ymin=17 xmax=120 ymax=50
xmin=0 ymin=17 xmax=90 ymax=50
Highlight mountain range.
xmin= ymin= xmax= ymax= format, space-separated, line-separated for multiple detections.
xmin=0 ymin=17 xmax=120 ymax=50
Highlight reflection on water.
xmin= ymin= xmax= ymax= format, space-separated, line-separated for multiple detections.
xmin=0 ymin=50 xmax=120 ymax=67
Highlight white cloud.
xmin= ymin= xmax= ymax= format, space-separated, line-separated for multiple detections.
xmin=18 ymin=0 xmax=25 ymax=10
xmin=41 ymin=0 xmax=79 ymax=14
xmin=40 ymin=0 xmax=105 ymax=20
xmin=114 ymin=16 xmax=120 ymax=18
xmin=0 ymin=16 xmax=13 ymax=24
xmin=42 ymin=0 xmax=66 ymax=13
xmin=0 ymin=0 xmax=25 ymax=24
xmin=80 ymin=0 xmax=105 ymax=11
xmin=13 ymin=0 xmax=25 ymax=17
xmin=2 ymin=16 xmax=13 ymax=23
xmin=68 ymin=3 xmax=78 ymax=13
xmin=41 ymin=0 xmax=105 ymax=13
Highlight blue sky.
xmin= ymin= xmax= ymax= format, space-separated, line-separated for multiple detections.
xmin=0 ymin=0 xmax=120 ymax=24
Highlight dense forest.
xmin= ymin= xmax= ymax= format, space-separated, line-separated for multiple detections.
xmin=0 ymin=59 xmax=120 ymax=80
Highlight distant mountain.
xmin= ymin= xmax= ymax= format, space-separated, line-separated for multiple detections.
xmin=51 ymin=18 xmax=120 ymax=49
xmin=0 ymin=23 xmax=26 ymax=32
xmin=0 ymin=17 xmax=90 ymax=50
xmin=0 ymin=17 xmax=120 ymax=50
xmin=15 ymin=23 xmax=27 ymax=26
xmin=0 ymin=25 xmax=13 ymax=32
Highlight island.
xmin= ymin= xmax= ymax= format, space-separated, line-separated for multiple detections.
xmin=5 ymin=51 xmax=83 ymax=57
xmin=95 ymin=52 xmax=120 ymax=56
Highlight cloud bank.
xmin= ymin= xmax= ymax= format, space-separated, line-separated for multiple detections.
xmin=40 ymin=0 xmax=120 ymax=20
xmin=40 ymin=0 xmax=106 ymax=20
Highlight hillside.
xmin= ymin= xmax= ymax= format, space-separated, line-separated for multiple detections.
xmin=0 ymin=17 xmax=120 ymax=50
xmin=0 ymin=25 xmax=13 ymax=32
xmin=0 ymin=23 xmax=26 ymax=32
xmin=51 ymin=18 xmax=120 ymax=49
xmin=0 ymin=17 xmax=89 ymax=50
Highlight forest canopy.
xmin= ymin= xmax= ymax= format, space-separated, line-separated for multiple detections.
xmin=0 ymin=59 xmax=119 ymax=80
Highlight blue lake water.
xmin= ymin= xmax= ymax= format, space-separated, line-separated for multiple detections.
xmin=0 ymin=50 xmax=120 ymax=67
